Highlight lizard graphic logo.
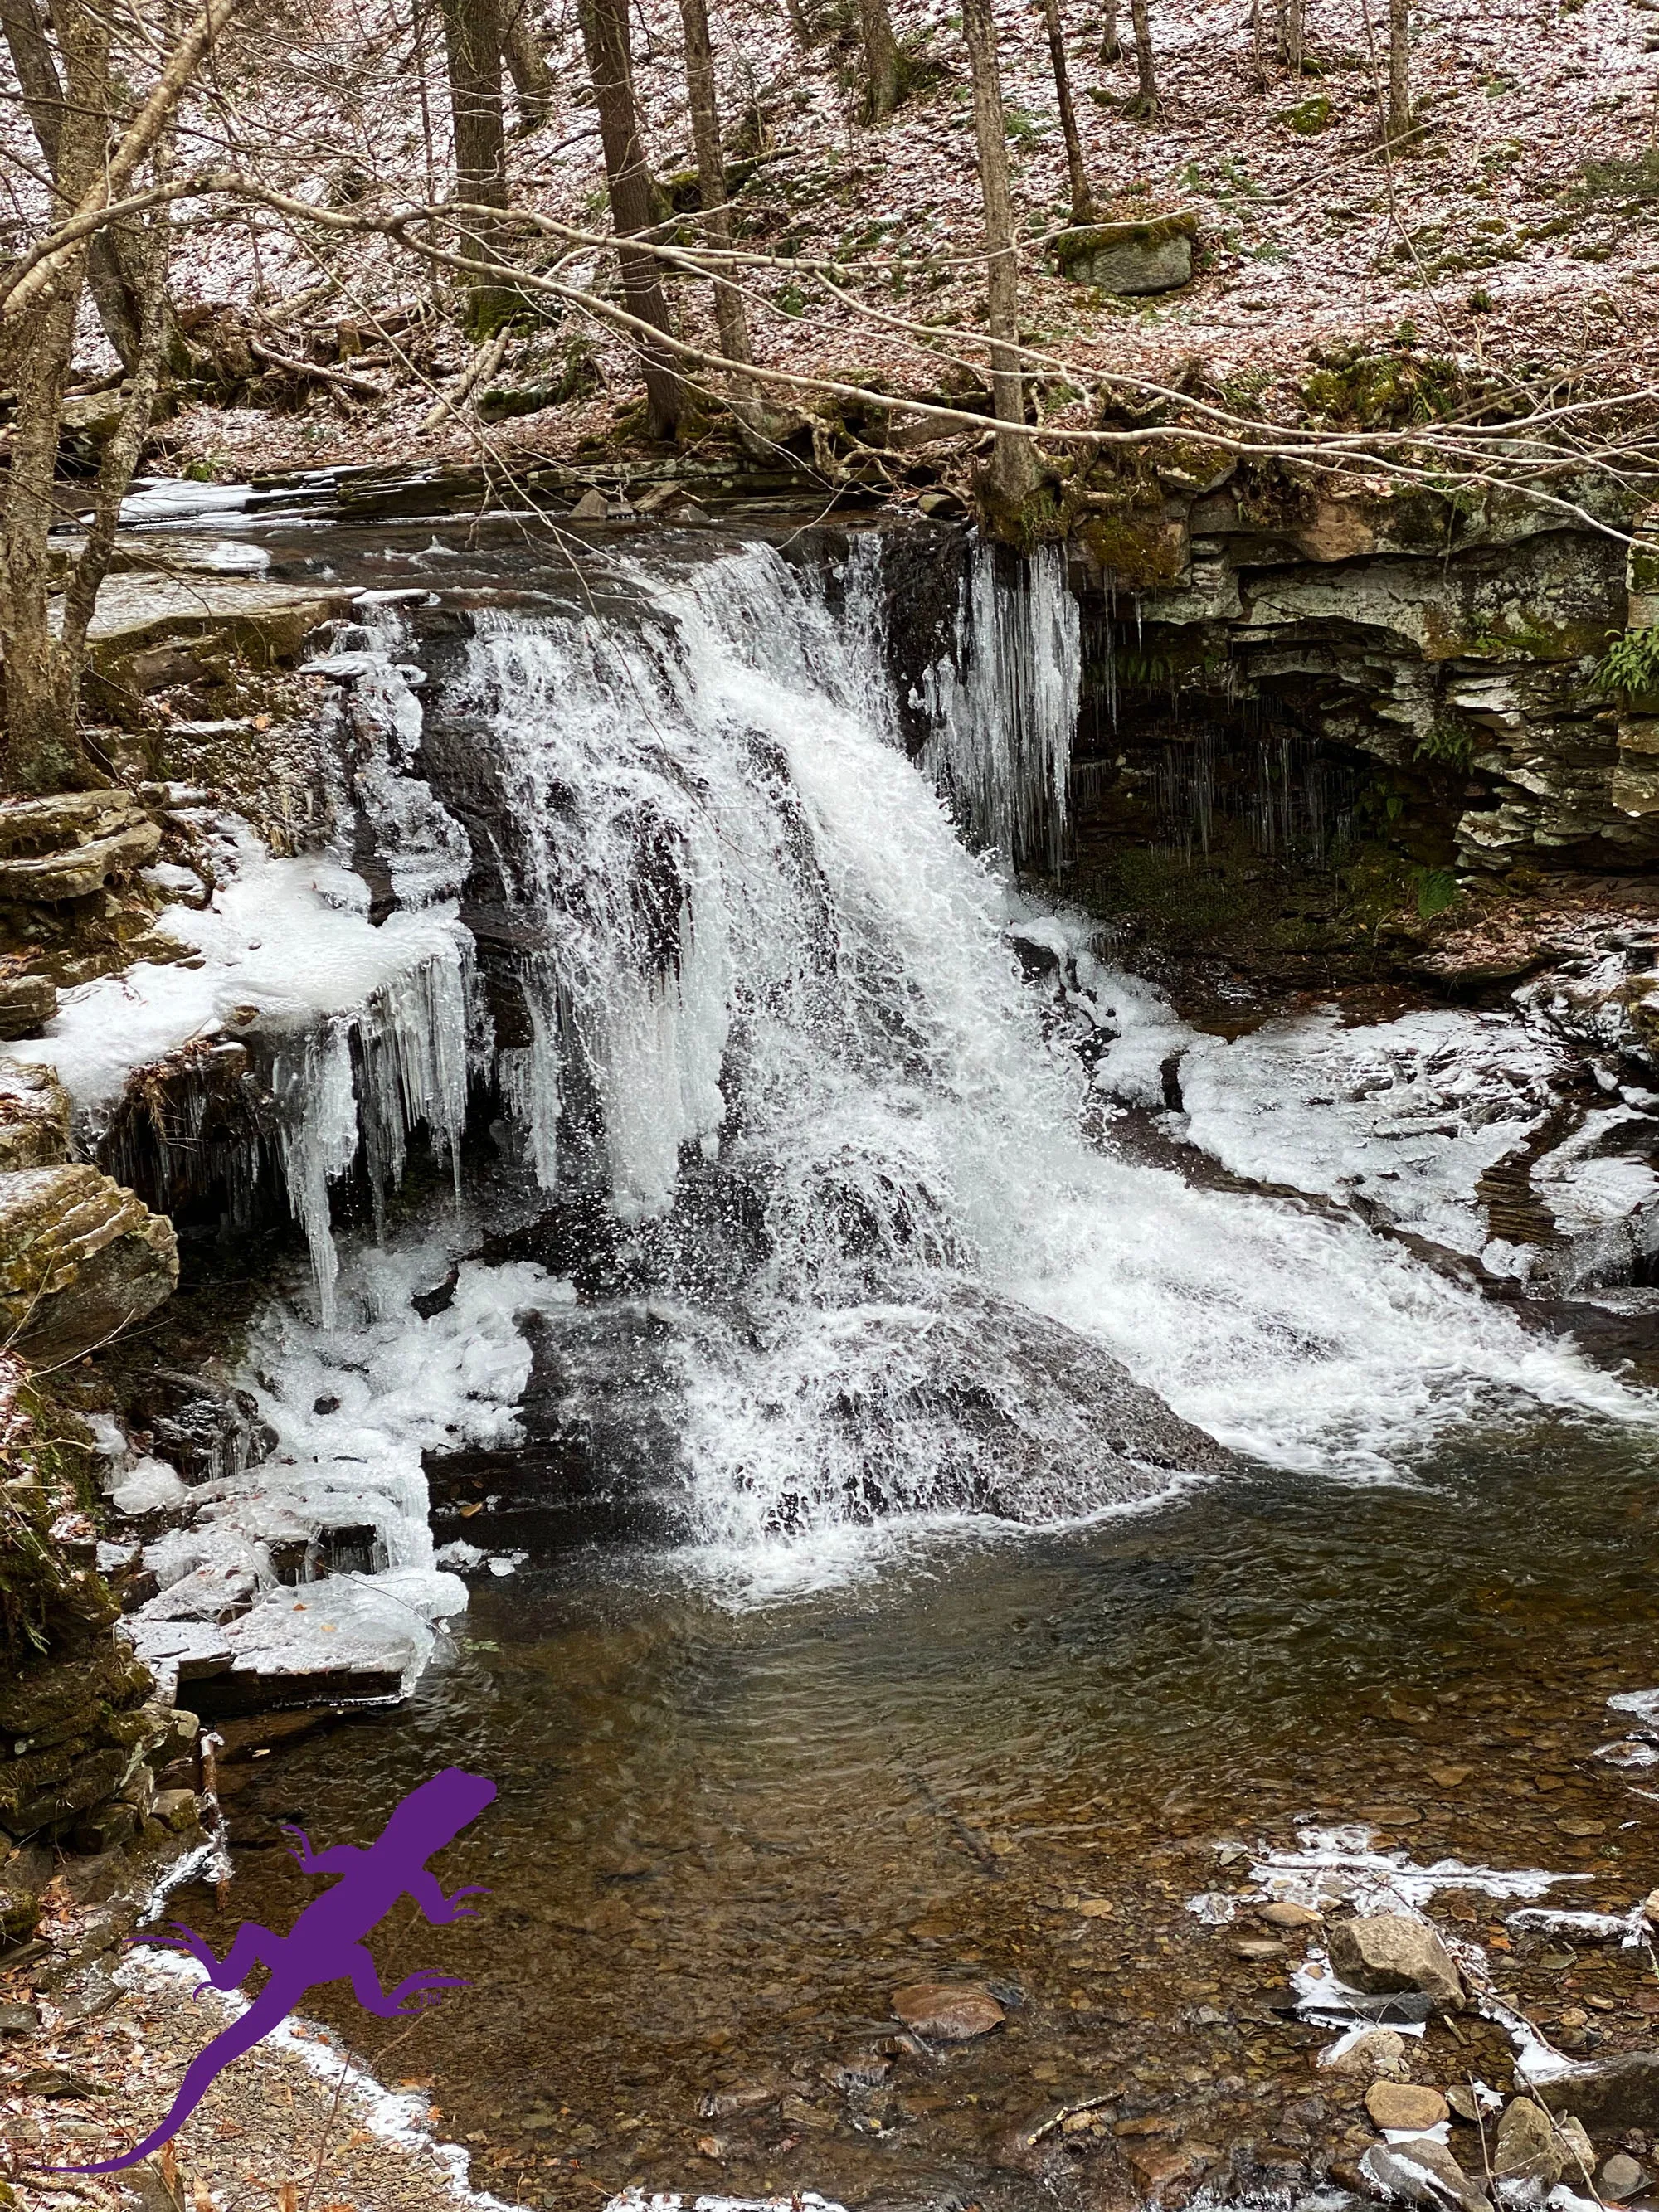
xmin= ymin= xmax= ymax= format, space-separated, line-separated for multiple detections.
xmin=50 ymin=1763 xmax=496 ymax=2176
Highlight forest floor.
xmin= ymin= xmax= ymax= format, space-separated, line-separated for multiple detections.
xmin=70 ymin=0 xmax=1657 ymax=486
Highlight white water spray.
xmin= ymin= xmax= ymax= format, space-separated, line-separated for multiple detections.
xmin=433 ymin=536 xmax=1638 ymax=1578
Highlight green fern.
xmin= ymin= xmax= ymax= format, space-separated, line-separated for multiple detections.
xmin=1596 ymin=626 xmax=1659 ymax=698
xmin=1410 ymin=866 xmax=1461 ymax=920
xmin=1414 ymin=724 xmax=1475 ymax=769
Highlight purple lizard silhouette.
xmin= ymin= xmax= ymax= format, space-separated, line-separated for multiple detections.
xmin=49 ymin=1763 xmax=496 ymax=2176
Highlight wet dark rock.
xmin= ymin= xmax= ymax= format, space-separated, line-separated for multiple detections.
xmin=1538 ymin=2055 xmax=1659 ymax=2137
xmin=1327 ymin=1913 xmax=1464 ymax=2011
xmin=0 ymin=2001 xmax=39 ymax=2034
xmin=124 ymin=1369 xmax=277 ymax=1484
xmin=891 ymin=1981 xmax=1006 ymax=2040
xmin=410 ymin=1266 xmax=460 ymax=1317
xmin=425 ymin=1298 xmax=689 ymax=1551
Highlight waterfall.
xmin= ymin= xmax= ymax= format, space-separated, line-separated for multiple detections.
xmin=422 ymin=536 xmax=1630 ymax=1578
xmin=920 ymin=537 xmax=1080 ymax=874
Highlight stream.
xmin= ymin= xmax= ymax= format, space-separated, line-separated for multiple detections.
xmin=85 ymin=495 xmax=1659 ymax=2210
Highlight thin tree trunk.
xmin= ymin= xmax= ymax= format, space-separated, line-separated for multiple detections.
xmin=1038 ymin=0 xmax=1093 ymax=226
xmin=1128 ymin=0 xmax=1157 ymax=114
xmin=499 ymin=0 xmax=553 ymax=129
xmin=959 ymin=0 xmax=1034 ymax=510
xmin=578 ymin=0 xmax=683 ymax=438
xmin=1279 ymin=0 xmax=1303 ymax=72
xmin=856 ymin=0 xmax=902 ymax=123
xmin=677 ymin=0 xmax=752 ymax=377
xmin=1100 ymin=0 xmax=1120 ymax=64
xmin=436 ymin=0 xmax=512 ymax=329
xmin=1387 ymin=0 xmax=1409 ymax=146
xmin=62 ymin=204 xmax=171 ymax=669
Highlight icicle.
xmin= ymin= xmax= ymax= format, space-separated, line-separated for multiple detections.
xmin=918 ymin=539 xmax=1081 ymax=873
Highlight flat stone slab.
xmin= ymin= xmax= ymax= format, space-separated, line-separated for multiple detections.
xmin=80 ymin=572 xmax=349 ymax=651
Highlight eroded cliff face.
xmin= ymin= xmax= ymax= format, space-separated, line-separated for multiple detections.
xmin=1039 ymin=463 xmax=1653 ymax=919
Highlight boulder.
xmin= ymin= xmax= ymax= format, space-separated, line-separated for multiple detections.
xmin=1054 ymin=213 xmax=1197 ymax=295
xmin=0 ymin=1164 xmax=178 ymax=1362
xmin=0 ymin=1064 xmax=71 ymax=1171
xmin=0 ymin=817 xmax=161 ymax=903
xmin=1367 ymin=2083 xmax=1450 ymax=2131
xmin=1327 ymin=1913 xmax=1464 ymax=2010
xmin=0 ymin=789 xmax=137 ymax=858
xmin=1534 ymin=2056 xmax=1659 ymax=2137
xmin=1600 ymin=2153 xmax=1646 ymax=2200
xmin=1493 ymin=2098 xmax=1564 ymax=2185
xmin=151 ymin=1787 xmax=201 ymax=1833
xmin=1360 ymin=2136 xmax=1486 ymax=2212
xmin=890 ymin=1981 xmax=1006 ymax=2040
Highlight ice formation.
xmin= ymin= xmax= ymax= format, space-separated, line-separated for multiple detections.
xmin=3 ymin=622 xmax=478 ymax=1325
xmin=920 ymin=537 xmax=1080 ymax=873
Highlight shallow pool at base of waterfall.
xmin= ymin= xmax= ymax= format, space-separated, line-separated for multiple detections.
xmin=178 ymin=1411 xmax=1659 ymax=2212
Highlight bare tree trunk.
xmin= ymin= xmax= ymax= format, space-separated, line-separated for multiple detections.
xmin=578 ymin=0 xmax=684 ymax=438
xmin=1387 ymin=0 xmax=1409 ymax=145
xmin=856 ymin=0 xmax=903 ymax=123
xmin=1128 ymin=0 xmax=1157 ymax=114
xmin=61 ymin=208 xmax=171 ymax=673
xmin=959 ymin=0 xmax=1034 ymax=511
xmin=1 ymin=0 xmax=157 ymax=368
xmin=1279 ymin=0 xmax=1304 ymax=72
xmin=499 ymin=0 xmax=553 ymax=129
xmin=677 ymin=0 xmax=752 ymax=377
xmin=436 ymin=0 xmax=512 ymax=329
xmin=1099 ymin=0 xmax=1120 ymax=63
xmin=1038 ymin=0 xmax=1094 ymax=226
xmin=1 ymin=0 xmax=111 ymax=792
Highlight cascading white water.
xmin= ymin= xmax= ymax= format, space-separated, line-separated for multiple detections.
xmin=440 ymin=536 xmax=1638 ymax=1581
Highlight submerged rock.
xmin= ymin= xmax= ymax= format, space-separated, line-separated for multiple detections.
xmin=1327 ymin=1913 xmax=1464 ymax=2011
xmin=1535 ymin=2054 xmax=1659 ymax=2137
xmin=890 ymin=1982 xmax=1005 ymax=2040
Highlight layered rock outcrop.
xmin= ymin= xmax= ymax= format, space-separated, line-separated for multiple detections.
xmin=1052 ymin=462 xmax=1652 ymax=878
